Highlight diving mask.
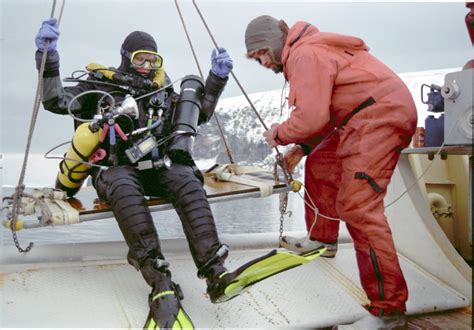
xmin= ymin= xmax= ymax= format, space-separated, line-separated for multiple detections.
xmin=121 ymin=48 xmax=163 ymax=69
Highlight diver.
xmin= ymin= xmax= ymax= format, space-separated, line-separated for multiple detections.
xmin=34 ymin=18 xmax=240 ymax=329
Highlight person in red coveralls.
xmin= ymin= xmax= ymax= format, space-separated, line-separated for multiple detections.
xmin=245 ymin=15 xmax=417 ymax=329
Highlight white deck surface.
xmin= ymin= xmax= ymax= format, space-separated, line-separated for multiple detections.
xmin=1 ymin=237 xmax=469 ymax=328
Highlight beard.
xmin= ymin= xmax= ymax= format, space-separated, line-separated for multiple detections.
xmin=267 ymin=49 xmax=284 ymax=74
xmin=272 ymin=64 xmax=284 ymax=74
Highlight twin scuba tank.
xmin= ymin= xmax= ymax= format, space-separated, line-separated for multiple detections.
xmin=55 ymin=75 xmax=204 ymax=197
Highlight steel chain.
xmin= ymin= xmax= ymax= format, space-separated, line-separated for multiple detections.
xmin=278 ymin=191 xmax=289 ymax=245
xmin=274 ymin=159 xmax=292 ymax=246
xmin=10 ymin=184 xmax=33 ymax=253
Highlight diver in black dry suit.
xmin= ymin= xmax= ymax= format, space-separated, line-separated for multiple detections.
xmin=35 ymin=18 xmax=236 ymax=328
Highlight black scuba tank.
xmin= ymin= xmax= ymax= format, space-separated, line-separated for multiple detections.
xmin=167 ymin=75 xmax=204 ymax=165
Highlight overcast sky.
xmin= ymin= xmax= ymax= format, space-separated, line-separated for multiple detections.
xmin=1 ymin=1 xmax=472 ymax=154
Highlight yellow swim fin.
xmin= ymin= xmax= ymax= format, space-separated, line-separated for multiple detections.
xmin=144 ymin=284 xmax=194 ymax=329
xmin=208 ymin=247 xmax=326 ymax=303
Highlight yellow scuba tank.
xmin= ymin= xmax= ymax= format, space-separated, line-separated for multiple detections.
xmin=56 ymin=122 xmax=102 ymax=197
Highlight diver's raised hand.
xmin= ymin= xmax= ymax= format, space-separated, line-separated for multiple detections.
xmin=211 ymin=47 xmax=233 ymax=78
xmin=35 ymin=18 xmax=60 ymax=52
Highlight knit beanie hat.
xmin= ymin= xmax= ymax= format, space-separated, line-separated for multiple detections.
xmin=245 ymin=15 xmax=286 ymax=62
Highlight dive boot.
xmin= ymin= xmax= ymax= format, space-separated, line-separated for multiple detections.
xmin=144 ymin=277 xmax=194 ymax=329
xmin=207 ymin=247 xmax=327 ymax=303
xmin=336 ymin=312 xmax=407 ymax=329
xmin=141 ymin=259 xmax=194 ymax=329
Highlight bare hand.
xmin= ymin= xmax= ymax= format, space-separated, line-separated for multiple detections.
xmin=284 ymin=145 xmax=305 ymax=173
xmin=263 ymin=123 xmax=280 ymax=147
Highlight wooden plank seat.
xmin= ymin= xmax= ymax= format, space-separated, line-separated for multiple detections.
xmin=70 ymin=171 xmax=290 ymax=216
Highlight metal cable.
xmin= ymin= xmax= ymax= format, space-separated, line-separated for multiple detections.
xmin=174 ymin=0 xmax=203 ymax=78
xmin=175 ymin=0 xmax=235 ymax=164
xmin=191 ymin=0 xmax=292 ymax=183
xmin=9 ymin=0 xmax=66 ymax=253
xmin=191 ymin=0 xmax=295 ymax=245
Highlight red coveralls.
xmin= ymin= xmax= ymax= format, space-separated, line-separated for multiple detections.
xmin=274 ymin=22 xmax=417 ymax=315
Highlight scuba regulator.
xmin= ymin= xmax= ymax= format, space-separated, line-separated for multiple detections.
xmin=56 ymin=94 xmax=138 ymax=197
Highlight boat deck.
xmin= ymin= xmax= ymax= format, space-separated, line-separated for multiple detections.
xmin=407 ymin=307 xmax=472 ymax=329
xmin=316 ymin=307 xmax=473 ymax=329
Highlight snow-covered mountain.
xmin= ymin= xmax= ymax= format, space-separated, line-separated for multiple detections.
xmin=194 ymin=89 xmax=289 ymax=169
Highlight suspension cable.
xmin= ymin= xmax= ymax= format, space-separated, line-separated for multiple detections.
xmin=191 ymin=0 xmax=293 ymax=183
xmin=174 ymin=0 xmax=235 ymax=164
xmin=174 ymin=0 xmax=203 ymax=78
xmin=9 ymin=0 xmax=66 ymax=253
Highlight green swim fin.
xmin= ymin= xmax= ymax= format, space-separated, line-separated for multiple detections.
xmin=208 ymin=246 xmax=326 ymax=303
xmin=144 ymin=282 xmax=194 ymax=329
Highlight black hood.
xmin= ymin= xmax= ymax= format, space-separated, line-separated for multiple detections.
xmin=118 ymin=31 xmax=157 ymax=76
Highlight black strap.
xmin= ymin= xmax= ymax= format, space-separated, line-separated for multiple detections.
xmin=354 ymin=172 xmax=384 ymax=193
xmin=289 ymin=23 xmax=312 ymax=47
xmin=60 ymin=160 xmax=88 ymax=184
xmin=337 ymin=97 xmax=375 ymax=129
xmin=71 ymin=141 xmax=90 ymax=161
xmin=197 ymin=244 xmax=229 ymax=279
xmin=172 ymin=282 xmax=184 ymax=300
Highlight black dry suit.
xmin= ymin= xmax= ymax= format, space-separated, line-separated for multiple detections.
xmin=36 ymin=31 xmax=229 ymax=285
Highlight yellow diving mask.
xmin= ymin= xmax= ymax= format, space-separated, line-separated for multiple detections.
xmin=121 ymin=48 xmax=163 ymax=69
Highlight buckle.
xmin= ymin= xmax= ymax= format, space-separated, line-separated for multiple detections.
xmin=136 ymin=159 xmax=165 ymax=171
xmin=172 ymin=282 xmax=184 ymax=300
xmin=153 ymin=258 xmax=170 ymax=270
xmin=197 ymin=244 xmax=229 ymax=279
